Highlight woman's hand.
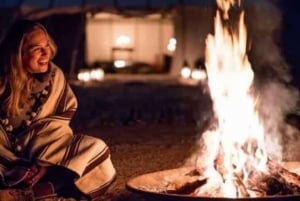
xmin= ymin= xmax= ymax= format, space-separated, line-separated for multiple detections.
xmin=23 ymin=165 xmax=47 ymax=186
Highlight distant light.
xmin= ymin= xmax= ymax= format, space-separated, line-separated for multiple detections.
xmin=191 ymin=69 xmax=207 ymax=81
xmin=167 ymin=37 xmax=176 ymax=52
xmin=181 ymin=67 xmax=191 ymax=79
xmin=90 ymin=68 xmax=105 ymax=80
xmin=114 ymin=60 xmax=126 ymax=68
xmin=77 ymin=68 xmax=105 ymax=82
xmin=116 ymin=35 xmax=131 ymax=46
xmin=77 ymin=70 xmax=91 ymax=82
xmin=170 ymin=38 xmax=176 ymax=44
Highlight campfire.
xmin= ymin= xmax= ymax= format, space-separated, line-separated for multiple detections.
xmin=127 ymin=0 xmax=300 ymax=200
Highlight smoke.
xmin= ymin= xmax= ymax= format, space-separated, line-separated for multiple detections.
xmin=255 ymin=81 xmax=298 ymax=161
xmin=246 ymin=0 xmax=291 ymax=83
xmin=186 ymin=0 xmax=300 ymax=167
xmin=246 ymin=0 xmax=300 ymax=161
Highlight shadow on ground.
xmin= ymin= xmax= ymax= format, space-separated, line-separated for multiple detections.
xmin=80 ymin=123 xmax=203 ymax=201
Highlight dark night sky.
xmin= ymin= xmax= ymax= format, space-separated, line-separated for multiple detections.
xmin=277 ymin=0 xmax=300 ymax=87
xmin=279 ymin=1 xmax=300 ymax=61
xmin=2 ymin=0 xmax=290 ymax=8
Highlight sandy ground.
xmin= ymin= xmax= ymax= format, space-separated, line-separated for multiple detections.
xmin=81 ymin=123 xmax=202 ymax=201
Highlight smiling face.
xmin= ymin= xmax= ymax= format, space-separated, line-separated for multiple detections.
xmin=21 ymin=27 xmax=52 ymax=74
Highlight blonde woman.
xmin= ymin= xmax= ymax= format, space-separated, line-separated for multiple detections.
xmin=0 ymin=19 xmax=116 ymax=200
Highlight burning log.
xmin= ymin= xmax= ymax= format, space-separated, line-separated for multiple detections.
xmin=268 ymin=160 xmax=300 ymax=187
xmin=245 ymin=162 xmax=300 ymax=197
xmin=234 ymin=174 xmax=250 ymax=197
xmin=266 ymin=160 xmax=300 ymax=195
xmin=164 ymin=161 xmax=300 ymax=198
xmin=165 ymin=169 xmax=207 ymax=194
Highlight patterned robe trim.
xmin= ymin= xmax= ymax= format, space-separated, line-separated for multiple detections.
xmin=0 ymin=63 xmax=116 ymax=195
xmin=82 ymin=146 xmax=110 ymax=176
xmin=60 ymin=134 xmax=84 ymax=167
xmin=53 ymin=77 xmax=73 ymax=116
xmin=88 ymin=174 xmax=116 ymax=200
xmin=75 ymin=151 xmax=116 ymax=195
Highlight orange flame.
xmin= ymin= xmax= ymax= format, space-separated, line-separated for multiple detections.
xmin=197 ymin=0 xmax=269 ymax=197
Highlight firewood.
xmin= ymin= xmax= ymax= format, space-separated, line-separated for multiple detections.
xmin=165 ymin=170 xmax=207 ymax=194
xmin=233 ymin=174 xmax=250 ymax=197
xmin=214 ymin=148 xmax=225 ymax=176
xmin=246 ymin=189 xmax=266 ymax=197
xmin=163 ymin=160 xmax=300 ymax=197
xmin=190 ymin=175 xmax=223 ymax=197
xmin=268 ymin=160 xmax=300 ymax=187
xmin=246 ymin=170 xmax=268 ymax=196
xmin=166 ymin=178 xmax=207 ymax=194
xmin=265 ymin=175 xmax=300 ymax=195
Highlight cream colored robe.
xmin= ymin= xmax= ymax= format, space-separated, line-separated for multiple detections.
xmin=0 ymin=64 xmax=116 ymax=197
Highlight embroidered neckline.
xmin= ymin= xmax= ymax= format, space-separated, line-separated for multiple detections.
xmin=0 ymin=68 xmax=55 ymax=152
xmin=0 ymin=85 xmax=50 ymax=134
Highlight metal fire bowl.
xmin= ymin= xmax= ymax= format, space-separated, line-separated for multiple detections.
xmin=126 ymin=162 xmax=300 ymax=201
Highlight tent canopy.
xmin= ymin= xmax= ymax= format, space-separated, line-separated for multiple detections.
xmin=0 ymin=0 xmax=215 ymax=19
xmin=0 ymin=0 xmax=274 ymax=19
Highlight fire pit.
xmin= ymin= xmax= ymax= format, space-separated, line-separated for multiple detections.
xmin=126 ymin=162 xmax=300 ymax=201
xmin=127 ymin=0 xmax=300 ymax=200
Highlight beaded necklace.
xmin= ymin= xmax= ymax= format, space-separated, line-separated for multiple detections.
xmin=0 ymin=70 xmax=54 ymax=152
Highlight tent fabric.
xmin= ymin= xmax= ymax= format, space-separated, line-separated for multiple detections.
xmin=0 ymin=0 xmax=277 ymax=19
xmin=0 ymin=0 xmax=215 ymax=8
xmin=0 ymin=0 xmax=214 ymax=19
xmin=0 ymin=0 xmax=275 ymax=9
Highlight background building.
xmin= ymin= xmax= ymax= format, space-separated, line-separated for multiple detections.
xmin=0 ymin=0 xmax=299 ymax=87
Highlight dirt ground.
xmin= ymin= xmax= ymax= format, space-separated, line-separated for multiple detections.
xmin=0 ymin=122 xmax=202 ymax=201
xmin=83 ymin=123 xmax=202 ymax=201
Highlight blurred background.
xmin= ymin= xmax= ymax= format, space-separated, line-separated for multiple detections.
xmin=0 ymin=0 xmax=299 ymax=84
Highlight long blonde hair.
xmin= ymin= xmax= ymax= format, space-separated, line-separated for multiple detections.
xmin=0 ymin=20 xmax=57 ymax=116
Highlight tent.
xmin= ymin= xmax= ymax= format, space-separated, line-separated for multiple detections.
xmin=1 ymin=0 xmax=281 ymax=20
xmin=0 ymin=0 xmax=216 ymax=76
xmin=0 ymin=0 xmax=217 ymax=20
xmin=0 ymin=0 xmax=299 ymax=79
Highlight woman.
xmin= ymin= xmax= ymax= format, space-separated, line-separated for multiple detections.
xmin=0 ymin=19 xmax=116 ymax=200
